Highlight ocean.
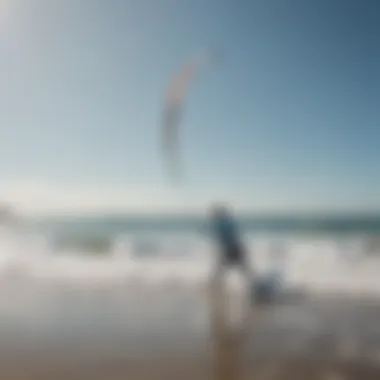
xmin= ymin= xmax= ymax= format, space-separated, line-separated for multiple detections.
xmin=1 ymin=214 xmax=380 ymax=296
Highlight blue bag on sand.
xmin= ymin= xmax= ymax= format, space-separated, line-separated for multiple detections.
xmin=251 ymin=271 xmax=283 ymax=304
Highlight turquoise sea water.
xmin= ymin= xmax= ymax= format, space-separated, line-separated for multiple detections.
xmin=32 ymin=214 xmax=380 ymax=238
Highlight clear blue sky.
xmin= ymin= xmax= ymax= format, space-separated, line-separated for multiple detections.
xmin=0 ymin=0 xmax=379 ymax=214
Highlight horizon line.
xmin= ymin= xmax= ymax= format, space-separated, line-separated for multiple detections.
xmin=30 ymin=210 xmax=380 ymax=221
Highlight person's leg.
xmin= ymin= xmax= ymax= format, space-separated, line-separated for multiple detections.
xmin=209 ymin=256 xmax=229 ymax=326
xmin=238 ymin=253 xmax=256 ymax=305
xmin=237 ymin=247 xmax=254 ymax=286
xmin=211 ymin=255 xmax=225 ymax=291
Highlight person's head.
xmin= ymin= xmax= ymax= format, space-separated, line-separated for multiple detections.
xmin=209 ymin=203 xmax=232 ymax=221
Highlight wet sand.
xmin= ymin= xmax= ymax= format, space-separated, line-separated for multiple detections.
xmin=0 ymin=282 xmax=380 ymax=379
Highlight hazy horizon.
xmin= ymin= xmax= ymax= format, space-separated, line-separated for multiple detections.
xmin=4 ymin=179 xmax=380 ymax=218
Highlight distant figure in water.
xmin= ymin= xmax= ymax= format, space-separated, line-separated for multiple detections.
xmin=209 ymin=204 xmax=254 ymax=291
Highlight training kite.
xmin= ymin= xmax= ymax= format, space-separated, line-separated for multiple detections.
xmin=162 ymin=51 xmax=217 ymax=181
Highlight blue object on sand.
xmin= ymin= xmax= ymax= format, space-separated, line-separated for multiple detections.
xmin=251 ymin=271 xmax=283 ymax=304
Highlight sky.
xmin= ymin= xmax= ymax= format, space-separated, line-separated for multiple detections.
xmin=0 ymin=0 xmax=379 ymax=215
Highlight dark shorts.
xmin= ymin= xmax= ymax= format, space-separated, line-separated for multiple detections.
xmin=222 ymin=242 xmax=245 ymax=266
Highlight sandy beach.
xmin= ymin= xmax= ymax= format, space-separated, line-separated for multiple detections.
xmin=0 ymin=282 xmax=380 ymax=379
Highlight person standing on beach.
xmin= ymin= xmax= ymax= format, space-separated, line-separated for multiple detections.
xmin=209 ymin=204 xmax=254 ymax=292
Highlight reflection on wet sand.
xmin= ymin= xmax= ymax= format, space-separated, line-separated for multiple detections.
xmin=0 ymin=282 xmax=379 ymax=379
xmin=210 ymin=286 xmax=251 ymax=380
xmin=209 ymin=286 xmax=380 ymax=380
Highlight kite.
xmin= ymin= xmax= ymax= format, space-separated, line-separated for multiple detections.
xmin=162 ymin=51 xmax=218 ymax=181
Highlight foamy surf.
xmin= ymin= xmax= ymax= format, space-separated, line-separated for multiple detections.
xmin=0 ymin=226 xmax=378 ymax=298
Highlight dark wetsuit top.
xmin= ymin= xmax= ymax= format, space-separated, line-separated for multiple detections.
xmin=212 ymin=216 xmax=244 ymax=265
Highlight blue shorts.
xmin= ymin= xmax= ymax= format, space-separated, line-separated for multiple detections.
xmin=222 ymin=242 xmax=245 ymax=266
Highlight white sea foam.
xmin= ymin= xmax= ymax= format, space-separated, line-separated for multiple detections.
xmin=0 ymin=225 xmax=378 ymax=297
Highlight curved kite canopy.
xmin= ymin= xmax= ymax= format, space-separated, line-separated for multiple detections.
xmin=162 ymin=51 xmax=217 ymax=181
